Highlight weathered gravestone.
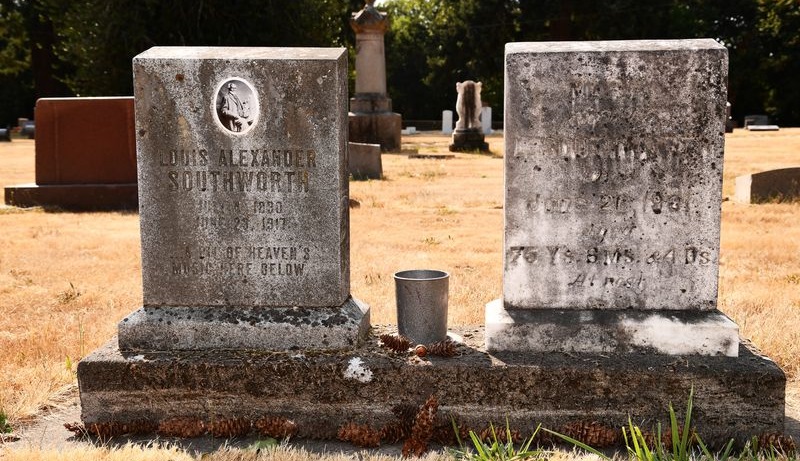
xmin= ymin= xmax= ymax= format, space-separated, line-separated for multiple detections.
xmin=735 ymin=167 xmax=800 ymax=203
xmin=78 ymin=47 xmax=372 ymax=429
xmin=124 ymin=47 xmax=368 ymax=349
xmin=483 ymin=40 xmax=784 ymax=439
xmin=488 ymin=40 xmax=742 ymax=356
xmin=348 ymin=142 xmax=382 ymax=180
xmin=4 ymin=98 xmax=138 ymax=210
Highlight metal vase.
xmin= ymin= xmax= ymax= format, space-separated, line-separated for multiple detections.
xmin=394 ymin=269 xmax=449 ymax=344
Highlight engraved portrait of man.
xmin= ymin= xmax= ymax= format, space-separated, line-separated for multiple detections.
xmin=216 ymin=79 xmax=256 ymax=133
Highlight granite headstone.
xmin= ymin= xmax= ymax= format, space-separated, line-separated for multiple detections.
xmin=118 ymin=47 xmax=369 ymax=351
xmin=487 ymin=39 xmax=739 ymax=356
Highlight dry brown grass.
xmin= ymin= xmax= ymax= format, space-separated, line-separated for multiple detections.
xmin=0 ymin=129 xmax=798 ymax=434
xmin=0 ymin=443 xmax=452 ymax=461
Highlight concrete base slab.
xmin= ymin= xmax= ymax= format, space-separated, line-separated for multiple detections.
xmin=118 ymin=297 xmax=370 ymax=351
xmin=4 ymin=183 xmax=138 ymax=211
xmin=408 ymin=154 xmax=455 ymax=160
xmin=485 ymin=299 xmax=739 ymax=356
xmin=77 ymin=326 xmax=784 ymax=446
xmin=348 ymin=112 xmax=402 ymax=152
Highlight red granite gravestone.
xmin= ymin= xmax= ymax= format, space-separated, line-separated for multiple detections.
xmin=4 ymin=97 xmax=138 ymax=210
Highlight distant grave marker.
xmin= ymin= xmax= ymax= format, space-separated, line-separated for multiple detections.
xmin=348 ymin=142 xmax=382 ymax=180
xmin=735 ymin=167 xmax=800 ymax=203
xmin=4 ymin=98 xmax=137 ymax=210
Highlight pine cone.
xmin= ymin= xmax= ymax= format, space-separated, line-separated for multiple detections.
xmin=392 ymin=402 xmax=420 ymax=425
xmin=380 ymin=421 xmax=410 ymax=444
xmin=402 ymin=394 xmax=439 ymax=457
xmin=427 ymin=340 xmax=458 ymax=358
xmin=431 ymin=417 xmax=469 ymax=445
xmin=759 ymin=432 xmax=796 ymax=452
xmin=79 ymin=420 xmax=156 ymax=438
xmin=562 ymin=421 xmax=619 ymax=448
xmin=338 ymin=422 xmax=382 ymax=448
xmin=64 ymin=422 xmax=85 ymax=436
xmin=207 ymin=417 xmax=251 ymax=438
xmin=479 ymin=425 xmax=521 ymax=444
xmin=85 ymin=422 xmax=124 ymax=438
xmin=380 ymin=334 xmax=412 ymax=353
xmin=157 ymin=418 xmax=206 ymax=438
xmin=255 ymin=416 xmax=298 ymax=439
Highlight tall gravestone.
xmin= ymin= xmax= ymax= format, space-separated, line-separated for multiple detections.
xmin=487 ymin=40 xmax=740 ymax=355
xmin=79 ymin=47 xmax=370 ymax=427
xmin=120 ymin=47 xmax=369 ymax=351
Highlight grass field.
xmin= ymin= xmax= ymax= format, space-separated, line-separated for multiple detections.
xmin=0 ymin=130 xmax=798 ymax=457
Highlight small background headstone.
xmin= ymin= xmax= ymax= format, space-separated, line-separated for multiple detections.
xmin=348 ymin=142 xmax=382 ymax=180
xmin=442 ymin=110 xmax=453 ymax=134
xmin=481 ymin=106 xmax=492 ymax=134
xmin=4 ymin=97 xmax=137 ymax=210
xmin=735 ymin=167 xmax=800 ymax=203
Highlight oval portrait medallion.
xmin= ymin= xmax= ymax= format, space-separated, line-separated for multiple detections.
xmin=214 ymin=78 xmax=259 ymax=135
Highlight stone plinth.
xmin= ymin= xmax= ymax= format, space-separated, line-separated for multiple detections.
xmin=348 ymin=142 xmax=382 ymax=180
xmin=734 ymin=167 xmax=800 ymax=203
xmin=449 ymin=128 xmax=489 ymax=152
xmin=78 ymin=326 xmax=785 ymax=446
xmin=486 ymin=300 xmax=738 ymax=356
xmin=4 ymin=97 xmax=138 ymax=210
xmin=119 ymin=301 xmax=370 ymax=351
xmin=348 ymin=94 xmax=401 ymax=151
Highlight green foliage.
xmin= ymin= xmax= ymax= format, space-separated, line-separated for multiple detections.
xmin=546 ymin=389 xmax=717 ymax=461
xmin=0 ymin=0 xmax=799 ymax=125
xmin=0 ymin=408 xmax=12 ymax=434
xmin=544 ymin=387 xmax=799 ymax=461
xmin=384 ymin=0 xmax=516 ymax=119
xmin=0 ymin=4 xmax=30 ymax=76
xmin=451 ymin=421 xmax=546 ymax=461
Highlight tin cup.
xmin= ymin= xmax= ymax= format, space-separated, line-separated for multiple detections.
xmin=394 ymin=269 xmax=449 ymax=344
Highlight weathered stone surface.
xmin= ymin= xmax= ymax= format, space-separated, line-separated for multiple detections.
xmin=118 ymin=298 xmax=370 ymax=351
xmin=734 ymin=167 xmax=800 ymax=203
xmin=503 ymin=40 xmax=727 ymax=311
xmin=134 ymin=47 xmax=350 ymax=308
xmin=485 ymin=299 xmax=739 ymax=356
xmin=78 ymin=326 xmax=785 ymax=446
xmin=348 ymin=110 xmax=401 ymax=151
xmin=348 ymin=142 xmax=382 ymax=180
xmin=442 ymin=110 xmax=453 ymax=135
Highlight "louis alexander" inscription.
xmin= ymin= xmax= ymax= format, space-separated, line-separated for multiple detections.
xmin=160 ymin=148 xmax=317 ymax=193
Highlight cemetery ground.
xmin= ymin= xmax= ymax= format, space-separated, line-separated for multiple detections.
xmin=0 ymin=130 xmax=799 ymax=459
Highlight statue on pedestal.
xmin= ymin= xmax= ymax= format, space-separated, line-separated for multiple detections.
xmin=450 ymin=80 xmax=489 ymax=152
